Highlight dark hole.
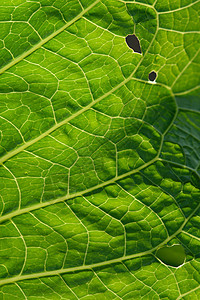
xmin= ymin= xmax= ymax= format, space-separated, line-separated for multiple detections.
xmin=125 ymin=34 xmax=142 ymax=54
xmin=148 ymin=71 xmax=157 ymax=81
xmin=156 ymin=245 xmax=185 ymax=267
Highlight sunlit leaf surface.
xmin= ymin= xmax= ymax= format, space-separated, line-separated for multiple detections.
xmin=0 ymin=0 xmax=200 ymax=299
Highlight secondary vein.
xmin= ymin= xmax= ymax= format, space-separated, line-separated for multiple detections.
xmin=0 ymin=0 xmax=101 ymax=75
xmin=0 ymin=200 xmax=199 ymax=287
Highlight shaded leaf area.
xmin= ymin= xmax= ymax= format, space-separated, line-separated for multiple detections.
xmin=0 ymin=0 xmax=199 ymax=299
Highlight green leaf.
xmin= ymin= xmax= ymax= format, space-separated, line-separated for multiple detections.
xmin=0 ymin=0 xmax=199 ymax=298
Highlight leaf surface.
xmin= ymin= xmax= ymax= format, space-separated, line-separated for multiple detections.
xmin=0 ymin=0 xmax=200 ymax=299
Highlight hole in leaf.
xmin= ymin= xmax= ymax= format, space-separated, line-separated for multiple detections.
xmin=148 ymin=71 xmax=157 ymax=81
xmin=125 ymin=34 xmax=142 ymax=54
xmin=156 ymin=245 xmax=185 ymax=267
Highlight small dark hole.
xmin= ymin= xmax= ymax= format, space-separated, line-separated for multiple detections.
xmin=125 ymin=34 xmax=142 ymax=54
xmin=148 ymin=71 xmax=157 ymax=81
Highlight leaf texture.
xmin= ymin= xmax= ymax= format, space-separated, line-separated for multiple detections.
xmin=0 ymin=0 xmax=200 ymax=299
